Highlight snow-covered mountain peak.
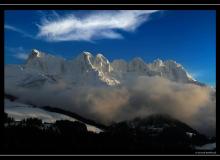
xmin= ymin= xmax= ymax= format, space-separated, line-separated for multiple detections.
xmin=77 ymin=51 xmax=94 ymax=60
xmin=96 ymin=53 xmax=104 ymax=58
xmin=165 ymin=61 xmax=197 ymax=82
xmin=111 ymin=59 xmax=128 ymax=73
xmin=26 ymin=49 xmax=62 ymax=63
xmin=32 ymin=49 xmax=41 ymax=56
xmin=153 ymin=58 xmax=164 ymax=67
xmin=83 ymin=51 xmax=92 ymax=55
xmin=24 ymin=49 xmax=65 ymax=76
xmin=128 ymin=57 xmax=146 ymax=72
xmin=27 ymin=49 xmax=44 ymax=61
xmin=75 ymin=51 xmax=95 ymax=71
xmin=94 ymin=53 xmax=112 ymax=72
xmin=164 ymin=60 xmax=182 ymax=68
xmin=131 ymin=57 xmax=144 ymax=63
xmin=5 ymin=49 xmax=205 ymax=89
xmin=96 ymin=53 xmax=109 ymax=62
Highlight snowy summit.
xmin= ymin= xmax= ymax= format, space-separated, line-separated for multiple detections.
xmin=5 ymin=49 xmax=201 ymax=89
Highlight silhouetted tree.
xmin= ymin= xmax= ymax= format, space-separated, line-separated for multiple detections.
xmin=4 ymin=113 xmax=15 ymax=124
xmin=21 ymin=118 xmax=42 ymax=127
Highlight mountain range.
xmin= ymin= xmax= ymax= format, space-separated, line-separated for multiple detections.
xmin=4 ymin=49 xmax=216 ymax=153
xmin=5 ymin=49 xmax=205 ymax=90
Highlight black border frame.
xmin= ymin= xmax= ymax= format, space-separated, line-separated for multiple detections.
xmin=0 ymin=4 xmax=219 ymax=157
xmin=0 ymin=0 xmax=219 ymax=4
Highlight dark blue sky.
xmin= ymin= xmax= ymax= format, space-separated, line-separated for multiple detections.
xmin=4 ymin=10 xmax=216 ymax=86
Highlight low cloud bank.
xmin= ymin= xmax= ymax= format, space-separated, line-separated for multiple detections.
xmin=6 ymin=76 xmax=216 ymax=136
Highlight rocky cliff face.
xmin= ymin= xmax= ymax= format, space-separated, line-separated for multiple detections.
xmin=5 ymin=49 xmax=202 ymax=89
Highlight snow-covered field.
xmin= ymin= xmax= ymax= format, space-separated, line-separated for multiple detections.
xmin=5 ymin=99 xmax=103 ymax=133
xmin=195 ymin=143 xmax=216 ymax=150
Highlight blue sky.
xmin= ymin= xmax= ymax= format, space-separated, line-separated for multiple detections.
xmin=4 ymin=10 xmax=216 ymax=86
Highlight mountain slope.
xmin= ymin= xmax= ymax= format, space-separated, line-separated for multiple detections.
xmin=4 ymin=95 xmax=104 ymax=133
xmin=107 ymin=114 xmax=211 ymax=148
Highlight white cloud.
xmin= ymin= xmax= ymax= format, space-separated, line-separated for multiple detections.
xmin=37 ymin=10 xmax=159 ymax=42
xmin=7 ymin=46 xmax=29 ymax=60
xmin=14 ymin=52 xmax=29 ymax=60
xmin=5 ymin=24 xmax=34 ymax=39
xmin=7 ymin=76 xmax=216 ymax=136
xmin=5 ymin=24 xmax=22 ymax=32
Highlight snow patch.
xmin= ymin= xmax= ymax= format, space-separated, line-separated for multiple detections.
xmin=5 ymin=99 xmax=103 ymax=133
xmin=195 ymin=143 xmax=216 ymax=150
xmin=186 ymin=132 xmax=196 ymax=138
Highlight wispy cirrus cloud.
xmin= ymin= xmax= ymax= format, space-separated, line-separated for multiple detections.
xmin=14 ymin=52 xmax=29 ymax=60
xmin=6 ymin=46 xmax=29 ymax=60
xmin=37 ymin=10 xmax=160 ymax=42
xmin=4 ymin=24 xmax=34 ymax=39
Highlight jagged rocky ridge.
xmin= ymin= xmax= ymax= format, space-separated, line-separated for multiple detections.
xmin=5 ymin=49 xmax=204 ymax=89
